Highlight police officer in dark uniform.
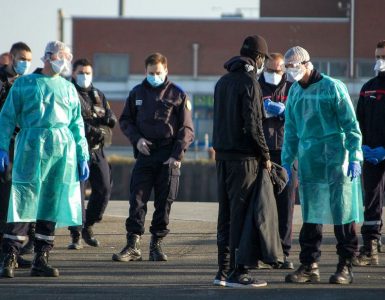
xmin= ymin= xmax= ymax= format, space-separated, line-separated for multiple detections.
xmin=112 ymin=52 xmax=194 ymax=262
xmin=259 ymin=53 xmax=294 ymax=270
xmin=67 ymin=58 xmax=117 ymax=249
xmin=0 ymin=42 xmax=33 ymax=267
xmin=354 ymin=40 xmax=385 ymax=266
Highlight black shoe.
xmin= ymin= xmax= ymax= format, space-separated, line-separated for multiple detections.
xmin=213 ymin=269 xmax=229 ymax=286
xmin=30 ymin=252 xmax=59 ymax=277
xmin=19 ymin=239 xmax=34 ymax=255
xmin=256 ymin=260 xmax=272 ymax=269
xmin=274 ymin=256 xmax=294 ymax=270
xmin=16 ymin=255 xmax=32 ymax=268
xmin=285 ymin=263 xmax=320 ymax=283
xmin=353 ymin=240 xmax=379 ymax=266
xmin=226 ymin=270 xmax=267 ymax=288
xmin=67 ymin=234 xmax=83 ymax=250
xmin=82 ymin=227 xmax=100 ymax=247
xmin=149 ymin=236 xmax=168 ymax=261
xmin=329 ymin=257 xmax=353 ymax=285
xmin=112 ymin=233 xmax=142 ymax=262
xmin=0 ymin=253 xmax=17 ymax=278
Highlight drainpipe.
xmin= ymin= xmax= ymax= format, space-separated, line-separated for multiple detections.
xmin=192 ymin=43 xmax=199 ymax=79
xmin=349 ymin=0 xmax=355 ymax=78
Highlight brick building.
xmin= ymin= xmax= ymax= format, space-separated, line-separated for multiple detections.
xmin=72 ymin=0 xmax=384 ymax=146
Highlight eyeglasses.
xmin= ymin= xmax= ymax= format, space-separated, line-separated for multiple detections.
xmin=264 ymin=67 xmax=285 ymax=74
xmin=376 ymin=55 xmax=385 ymax=60
xmin=284 ymin=61 xmax=308 ymax=69
xmin=48 ymin=51 xmax=73 ymax=62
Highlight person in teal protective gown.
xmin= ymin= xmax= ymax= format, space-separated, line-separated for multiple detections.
xmin=0 ymin=41 xmax=89 ymax=278
xmin=281 ymin=46 xmax=363 ymax=285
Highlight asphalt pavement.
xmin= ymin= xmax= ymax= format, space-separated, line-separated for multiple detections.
xmin=0 ymin=201 xmax=384 ymax=300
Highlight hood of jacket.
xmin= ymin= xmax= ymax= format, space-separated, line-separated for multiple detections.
xmin=224 ymin=56 xmax=256 ymax=73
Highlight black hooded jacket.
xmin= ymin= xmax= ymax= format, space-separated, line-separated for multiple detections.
xmin=213 ymin=56 xmax=270 ymax=161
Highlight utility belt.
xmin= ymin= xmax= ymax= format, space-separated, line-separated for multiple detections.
xmin=147 ymin=138 xmax=174 ymax=150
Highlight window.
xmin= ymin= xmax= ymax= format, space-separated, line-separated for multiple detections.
xmin=93 ymin=53 xmax=129 ymax=81
xmin=192 ymin=94 xmax=214 ymax=146
xmin=356 ymin=60 xmax=374 ymax=78
xmin=312 ymin=59 xmax=348 ymax=78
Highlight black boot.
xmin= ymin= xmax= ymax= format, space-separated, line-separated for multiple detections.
xmin=81 ymin=226 xmax=100 ymax=247
xmin=0 ymin=253 xmax=17 ymax=278
xmin=285 ymin=262 xmax=320 ymax=283
xmin=353 ymin=240 xmax=379 ymax=266
xmin=149 ymin=236 xmax=168 ymax=261
xmin=68 ymin=230 xmax=83 ymax=250
xmin=329 ymin=257 xmax=353 ymax=284
xmin=16 ymin=255 xmax=32 ymax=268
xmin=112 ymin=233 xmax=142 ymax=262
xmin=30 ymin=251 xmax=59 ymax=277
xmin=20 ymin=223 xmax=35 ymax=255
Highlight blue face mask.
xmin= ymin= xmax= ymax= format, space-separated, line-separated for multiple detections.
xmin=146 ymin=74 xmax=165 ymax=87
xmin=14 ymin=60 xmax=31 ymax=75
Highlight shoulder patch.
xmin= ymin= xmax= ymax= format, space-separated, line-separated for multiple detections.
xmin=186 ymin=100 xmax=192 ymax=111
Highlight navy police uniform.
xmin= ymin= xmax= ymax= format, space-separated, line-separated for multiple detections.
xmin=119 ymin=78 xmax=194 ymax=237
xmin=356 ymin=71 xmax=385 ymax=244
xmin=69 ymin=80 xmax=117 ymax=238
xmin=258 ymin=72 xmax=295 ymax=259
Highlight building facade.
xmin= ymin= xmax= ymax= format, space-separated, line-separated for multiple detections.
xmin=72 ymin=0 xmax=384 ymax=146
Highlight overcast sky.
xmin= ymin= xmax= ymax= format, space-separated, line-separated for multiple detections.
xmin=1 ymin=0 xmax=260 ymax=70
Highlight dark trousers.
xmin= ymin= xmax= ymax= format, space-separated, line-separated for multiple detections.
xmin=2 ymin=220 xmax=56 ymax=254
xmin=361 ymin=161 xmax=385 ymax=242
xmin=299 ymin=222 xmax=358 ymax=264
xmin=0 ymin=173 xmax=11 ymax=235
xmin=270 ymin=150 xmax=295 ymax=257
xmin=69 ymin=147 xmax=112 ymax=234
xmin=0 ymin=141 xmax=14 ymax=235
xmin=216 ymin=159 xmax=260 ymax=271
xmin=125 ymin=148 xmax=180 ymax=238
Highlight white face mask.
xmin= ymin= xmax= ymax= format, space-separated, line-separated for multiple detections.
xmin=76 ymin=74 xmax=93 ymax=88
xmin=286 ymin=67 xmax=305 ymax=82
xmin=264 ymin=71 xmax=283 ymax=85
xmin=256 ymin=62 xmax=264 ymax=76
xmin=50 ymin=59 xmax=66 ymax=75
xmin=374 ymin=59 xmax=385 ymax=72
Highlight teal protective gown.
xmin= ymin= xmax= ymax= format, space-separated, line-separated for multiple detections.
xmin=0 ymin=73 xmax=89 ymax=228
xmin=282 ymin=75 xmax=363 ymax=225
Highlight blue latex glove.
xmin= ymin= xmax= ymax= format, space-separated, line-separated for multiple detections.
xmin=0 ymin=149 xmax=9 ymax=173
xmin=283 ymin=164 xmax=292 ymax=182
xmin=78 ymin=160 xmax=90 ymax=181
xmin=370 ymin=146 xmax=385 ymax=162
xmin=265 ymin=99 xmax=285 ymax=116
xmin=361 ymin=145 xmax=372 ymax=159
xmin=347 ymin=161 xmax=361 ymax=181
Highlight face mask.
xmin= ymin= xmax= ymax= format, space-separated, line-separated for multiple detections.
xmin=146 ymin=74 xmax=165 ymax=87
xmin=264 ymin=71 xmax=282 ymax=85
xmin=256 ymin=62 xmax=264 ymax=76
xmin=14 ymin=60 xmax=31 ymax=75
xmin=76 ymin=74 xmax=92 ymax=88
xmin=286 ymin=67 xmax=305 ymax=82
xmin=50 ymin=59 xmax=66 ymax=74
xmin=374 ymin=59 xmax=385 ymax=72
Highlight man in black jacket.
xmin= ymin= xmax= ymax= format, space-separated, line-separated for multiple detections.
xmin=212 ymin=35 xmax=271 ymax=288
xmin=0 ymin=42 xmax=33 ymax=268
xmin=354 ymin=40 xmax=385 ymax=266
xmin=259 ymin=53 xmax=294 ymax=269
xmin=113 ymin=53 xmax=194 ymax=263
xmin=67 ymin=58 xmax=117 ymax=249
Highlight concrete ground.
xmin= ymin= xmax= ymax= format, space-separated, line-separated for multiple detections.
xmin=0 ymin=201 xmax=385 ymax=299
